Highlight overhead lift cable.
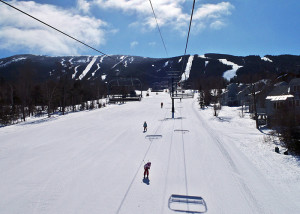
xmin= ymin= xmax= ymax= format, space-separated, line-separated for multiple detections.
xmin=181 ymin=0 xmax=196 ymax=81
xmin=0 ymin=0 xmax=117 ymax=61
xmin=148 ymin=0 xmax=168 ymax=56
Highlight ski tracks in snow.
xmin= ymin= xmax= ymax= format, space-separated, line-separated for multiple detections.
xmin=116 ymin=103 xmax=170 ymax=214
xmin=191 ymin=100 xmax=263 ymax=213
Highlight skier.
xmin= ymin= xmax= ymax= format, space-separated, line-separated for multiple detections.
xmin=143 ymin=121 xmax=147 ymax=132
xmin=161 ymin=102 xmax=163 ymax=108
xmin=144 ymin=162 xmax=151 ymax=179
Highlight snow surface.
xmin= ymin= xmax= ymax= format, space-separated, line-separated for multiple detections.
xmin=60 ymin=59 xmax=65 ymax=67
xmin=219 ymin=59 xmax=243 ymax=81
xmin=72 ymin=65 xmax=80 ymax=79
xmin=181 ymin=55 xmax=194 ymax=81
xmin=101 ymin=74 xmax=107 ymax=80
xmin=86 ymin=56 xmax=91 ymax=63
xmin=78 ymin=56 xmax=98 ymax=80
xmin=88 ymin=63 xmax=101 ymax=80
xmin=112 ymin=56 xmax=128 ymax=69
xmin=261 ymin=57 xmax=273 ymax=62
xmin=0 ymin=57 xmax=26 ymax=67
xmin=164 ymin=61 xmax=169 ymax=67
xmin=99 ymin=55 xmax=106 ymax=63
xmin=198 ymin=55 xmax=207 ymax=59
xmin=0 ymin=93 xmax=300 ymax=214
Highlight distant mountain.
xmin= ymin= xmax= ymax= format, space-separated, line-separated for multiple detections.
xmin=0 ymin=54 xmax=299 ymax=88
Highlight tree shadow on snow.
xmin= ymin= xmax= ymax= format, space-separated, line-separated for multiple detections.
xmin=143 ymin=178 xmax=150 ymax=185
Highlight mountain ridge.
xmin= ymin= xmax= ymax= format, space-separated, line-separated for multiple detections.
xmin=1 ymin=53 xmax=300 ymax=88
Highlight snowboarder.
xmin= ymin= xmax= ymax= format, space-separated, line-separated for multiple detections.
xmin=143 ymin=121 xmax=147 ymax=132
xmin=144 ymin=162 xmax=151 ymax=179
xmin=161 ymin=102 xmax=163 ymax=108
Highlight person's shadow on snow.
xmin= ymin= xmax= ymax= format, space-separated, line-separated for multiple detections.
xmin=143 ymin=178 xmax=150 ymax=185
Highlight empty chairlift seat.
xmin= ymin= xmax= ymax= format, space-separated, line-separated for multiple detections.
xmin=168 ymin=194 xmax=207 ymax=213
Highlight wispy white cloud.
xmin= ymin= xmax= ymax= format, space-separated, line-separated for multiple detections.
xmin=193 ymin=2 xmax=234 ymax=31
xmin=92 ymin=0 xmax=234 ymax=34
xmin=77 ymin=0 xmax=91 ymax=14
xmin=0 ymin=0 xmax=108 ymax=55
xmin=130 ymin=41 xmax=139 ymax=48
xmin=210 ymin=20 xmax=226 ymax=30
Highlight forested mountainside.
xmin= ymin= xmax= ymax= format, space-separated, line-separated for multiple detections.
xmin=0 ymin=54 xmax=299 ymax=89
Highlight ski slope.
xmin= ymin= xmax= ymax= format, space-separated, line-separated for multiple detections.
xmin=0 ymin=92 xmax=300 ymax=214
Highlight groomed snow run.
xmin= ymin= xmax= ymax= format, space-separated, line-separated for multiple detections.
xmin=219 ymin=59 xmax=243 ymax=81
xmin=78 ymin=56 xmax=98 ymax=80
xmin=181 ymin=55 xmax=194 ymax=81
xmin=0 ymin=93 xmax=300 ymax=214
xmin=261 ymin=57 xmax=273 ymax=62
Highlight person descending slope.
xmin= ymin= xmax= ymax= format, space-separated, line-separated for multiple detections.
xmin=143 ymin=121 xmax=147 ymax=132
xmin=161 ymin=102 xmax=163 ymax=108
xmin=144 ymin=162 xmax=151 ymax=179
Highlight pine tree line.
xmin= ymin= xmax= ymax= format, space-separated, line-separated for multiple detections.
xmin=0 ymin=61 xmax=108 ymax=126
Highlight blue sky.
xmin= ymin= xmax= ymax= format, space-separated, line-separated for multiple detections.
xmin=0 ymin=0 xmax=299 ymax=59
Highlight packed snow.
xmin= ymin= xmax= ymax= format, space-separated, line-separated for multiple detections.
xmin=219 ymin=59 xmax=243 ymax=81
xmin=112 ymin=56 xmax=128 ymax=69
xmin=0 ymin=57 xmax=27 ymax=67
xmin=88 ymin=63 xmax=101 ymax=80
xmin=72 ymin=65 xmax=80 ymax=79
xmin=78 ymin=56 xmax=98 ymax=80
xmin=181 ymin=55 xmax=194 ymax=81
xmin=99 ymin=55 xmax=106 ymax=63
xmin=0 ymin=92 xmax=300 ymax=214
xmin=101 ymin=74 xmax=107 ymax=80
xmin=86 ymin=56 xmax=92 ymax=63
xmin=261 ymin=57 xmax=273 ymax=62
xmin=198 ymin=55 xmax=207 ymax=59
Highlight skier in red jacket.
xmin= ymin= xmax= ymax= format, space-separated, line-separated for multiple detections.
xmin=144 ymin=162 xmax=151 ymax=179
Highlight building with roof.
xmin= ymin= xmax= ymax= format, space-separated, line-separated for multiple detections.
xmin=265 ymin=79 xmax=300 ymax=126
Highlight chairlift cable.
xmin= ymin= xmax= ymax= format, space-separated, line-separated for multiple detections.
xmin=0 ymin=0 xmax=117 ymax=62
xmin=148 ymin=0 xmax=168 ymax=57
xmin=181 ymin=0 xmax=196 ymax=82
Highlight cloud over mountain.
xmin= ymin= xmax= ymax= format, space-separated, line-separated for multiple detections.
xmin=0 ymin=0 xmax=108 ymax=55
